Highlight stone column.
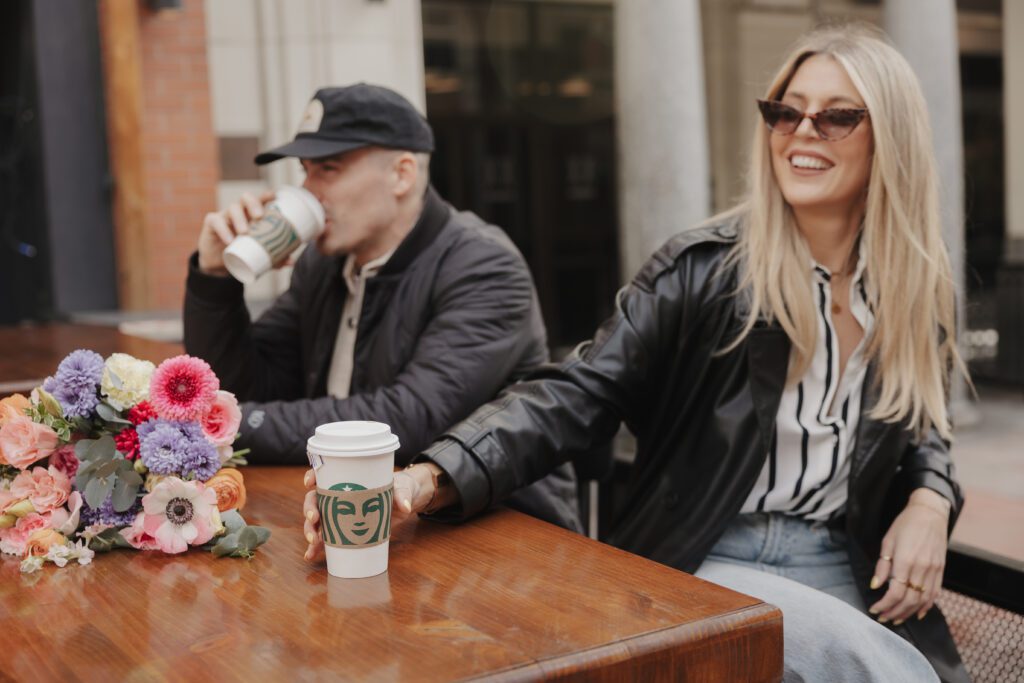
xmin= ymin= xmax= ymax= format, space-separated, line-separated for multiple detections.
xmin=1005 ymin=0 xmax=1024 ymax=263
xmin=884 ymin=0 xmax=971 ymax=412
xmin=615 ymin=0 xmax=710 ymax=281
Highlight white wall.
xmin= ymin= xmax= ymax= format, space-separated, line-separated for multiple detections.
xmin=204 ymin=0 xmax=426 ymax=300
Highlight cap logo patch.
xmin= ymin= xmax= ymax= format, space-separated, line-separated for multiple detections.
xmin=296 ymin=98 xmax=324 ymax=134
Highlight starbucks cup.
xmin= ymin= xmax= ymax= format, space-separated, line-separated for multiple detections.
xmin=222 ymin=185 xmax=325 ymax=284
xmin=307 ymin=421 xmax=399 ymax=579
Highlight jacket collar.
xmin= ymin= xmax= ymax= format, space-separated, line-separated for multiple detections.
xmin=376 ymin=185 xmax=451 ymax=278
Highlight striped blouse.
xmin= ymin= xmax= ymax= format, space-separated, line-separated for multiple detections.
xmin=740 ymin=253 xmax=874 ymax=522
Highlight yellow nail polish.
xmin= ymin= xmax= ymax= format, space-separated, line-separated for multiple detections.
xmin=878 ymin=616 xmax=888 ymax=624
xmin=893 ymin=619 xmax=904 ymax=626
xmin=870 ymin=576 xmax=881 ymax=590
xmin=868 ymin=606 xmax=880 ymax=615
xmin=306 ymin=510 xmax=316 ymax=522
xmin=917 ymin=612 xmax=926 ymax=621
xmin=306 ymin=531 xmax=316 ymax=544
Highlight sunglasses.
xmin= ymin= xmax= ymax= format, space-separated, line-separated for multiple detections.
xmin=757 ymin=99 xmax=868 ymax=141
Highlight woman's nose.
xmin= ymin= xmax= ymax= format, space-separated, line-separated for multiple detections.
xmin=794 ymin=115 xmax=819 ymax=139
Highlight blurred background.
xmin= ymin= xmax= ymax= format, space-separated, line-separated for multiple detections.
xmin=0 ymin=0 xmax=1020 ymax=638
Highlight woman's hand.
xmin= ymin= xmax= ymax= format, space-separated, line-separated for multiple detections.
xmin=300 ymin=464 xmax=448 ymax=563
xmin=868 ymin=488 xmax=951 ymax=625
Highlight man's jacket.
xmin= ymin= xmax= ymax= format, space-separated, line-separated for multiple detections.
xmin=422 ymin=216 xmax=967 ymax=682
xmin=183 ymin=187 xmax=581 ymax=531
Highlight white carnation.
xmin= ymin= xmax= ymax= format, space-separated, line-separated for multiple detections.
xmin=101 ymin=353 xmax=156 ymax=410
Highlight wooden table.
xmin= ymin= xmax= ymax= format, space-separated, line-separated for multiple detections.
xmin=0 ymin=322 xmax=183 ymax=397
xmin=1 ymin=467 xmax=783 ymax=681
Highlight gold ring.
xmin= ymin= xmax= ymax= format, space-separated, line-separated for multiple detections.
xmin=880 ymin=555 xmax=893 ymax=562
xmin=891 ymin=577 xmax=908 ymax=585
xmin=909 ymin=582 xmax=925 ymax=592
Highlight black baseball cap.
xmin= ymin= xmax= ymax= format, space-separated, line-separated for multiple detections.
xmin=254 ymin=83 xmax=435 ymax=165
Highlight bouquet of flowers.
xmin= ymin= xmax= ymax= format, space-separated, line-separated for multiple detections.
xmin=0 ymin=350 xmax=269 ymax=573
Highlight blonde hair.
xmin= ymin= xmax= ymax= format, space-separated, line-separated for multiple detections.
xmin=719 ymin=24 xmax=966 ymax=440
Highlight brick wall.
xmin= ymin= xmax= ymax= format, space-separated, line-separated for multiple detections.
xmin=101 ymin=0 xmax=218 ymax=312
xmin=137 ymin=1 xmax=218 ymax=311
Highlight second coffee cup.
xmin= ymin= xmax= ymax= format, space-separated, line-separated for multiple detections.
xmin=222 ymin=185 xmax=325 ymax=284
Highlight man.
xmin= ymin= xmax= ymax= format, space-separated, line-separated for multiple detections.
xmin=184 ymin=84 xmax=580 ymax=531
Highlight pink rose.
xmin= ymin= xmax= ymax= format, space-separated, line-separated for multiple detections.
xmin=10 ymin=466 xmax=71 ymax=514
xmin=49 ymin=444 xmax=80 ymax=480
xmin=201 ymin=391 xmax=241 ymax=447
xmin=0 ymin=513 xmax=49 ymax=556
xmin=49 ymin=491 xmax=83 ymax=536
xmin=120 ymin=512 xmax=161 ymax=551
xmin=0 ymin=416 xmax=59 ymax=470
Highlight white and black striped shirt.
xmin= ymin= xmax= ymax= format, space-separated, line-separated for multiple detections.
xmin=740 ymin=253 xmax=873 ymax=521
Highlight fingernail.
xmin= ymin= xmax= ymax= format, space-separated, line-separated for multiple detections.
xmin=868 ymin=606 xmax=880 ymax=615
xmin=306 ymin=511 xmax=316 ymax=522
xmin=305 ymin=531 xmax=316 ymax=544
xmin=870 ymin=576 xmax=881 ymax=590
xmin=304 ymin=548 xmax=312 ymax=561
xmin=917 ymin=612 xmax=926 ymax=621
xmin=403 ymin=498 xmax=412 ymax=513
xmin=893 ymin=619 xmax=904 ymax=626
xmin=878 ymin=616 xmax=889 ymax=624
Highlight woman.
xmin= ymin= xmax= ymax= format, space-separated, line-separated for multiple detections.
xmin=304 ymin=24 xmax=967 ymax=682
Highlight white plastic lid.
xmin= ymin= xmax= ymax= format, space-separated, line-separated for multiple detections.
xmin=307 ymin=421 xmax=400 ymax=457
xmin=223 ymin=235 xmax=272 ymax=284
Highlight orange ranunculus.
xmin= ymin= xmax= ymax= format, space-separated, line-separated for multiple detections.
xmin=25 ymin=528 xmax=67 ymax=557
xmin=206 ymin=468 xmax=246 ymax=512
xmin=0 ymin=394 xmax=31 ymax=427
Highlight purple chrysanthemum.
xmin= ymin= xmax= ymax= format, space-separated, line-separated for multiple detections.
xmin=47 ymin=349 xmax=105 ymax=418
xmin=180 ymin=439 xmax=220 ymax=481
xmin=138 ymin=419 xmax=218 ymax=480
xmin=81 ymin=494 xmax=142 ymax=528
xmin=138 ymin=420 xmax=192 ymax=474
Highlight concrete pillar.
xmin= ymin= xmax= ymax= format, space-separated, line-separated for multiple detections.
xmin=615 ymin=0 xmax=710 ymax=281
xmin=883 ymin=0 xmax=970 ymax=412
xmin=1005 ymin=0 xmax=1024 ymax=262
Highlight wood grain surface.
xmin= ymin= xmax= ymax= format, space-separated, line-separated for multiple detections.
xmin=0 ymin=324 xmax=782 ymax=681
xmin=1 ymin=467 xmax=782 ymax=681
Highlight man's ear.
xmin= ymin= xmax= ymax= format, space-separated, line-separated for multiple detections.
xmin=392 ymin=152 xmax=418 ymax=198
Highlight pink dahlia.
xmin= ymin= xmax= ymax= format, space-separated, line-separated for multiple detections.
xmin=149 ymin=356 xmax=219 ymax=422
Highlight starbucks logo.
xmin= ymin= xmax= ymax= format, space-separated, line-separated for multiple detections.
xmin=317 ymin=482 xmax=393 ymax=548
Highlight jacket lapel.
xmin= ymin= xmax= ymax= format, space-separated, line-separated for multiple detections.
xmin=746 ymin=322 xmax=790 ymax=458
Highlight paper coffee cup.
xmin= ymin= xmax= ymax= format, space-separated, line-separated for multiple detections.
xmin=223 ymin=185 xmax=325 ymax=284
xmin=308 ymin=421 xmax=400 ymax=579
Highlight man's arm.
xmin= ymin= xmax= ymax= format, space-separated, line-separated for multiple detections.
xmin=237 ymin=235 xmax=547 ymax=464
xmin=183 ymin=251 xmax=306 ymax=402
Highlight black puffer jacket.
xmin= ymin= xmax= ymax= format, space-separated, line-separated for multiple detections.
xmin=183 ymin=187 xmax=581 ymax=532
xmin=421 ymin=216 xmax=967 ymax=682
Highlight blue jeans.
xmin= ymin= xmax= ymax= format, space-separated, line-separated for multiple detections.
xmin=695 ymin=513 xmax=938 ymax=682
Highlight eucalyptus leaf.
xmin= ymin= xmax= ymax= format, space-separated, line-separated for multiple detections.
xmin=96 ymin=402 xmax=130 ymax=425
xmin=96 ymin=460 xmax=119 ymax=478
xmin=111 ymin=478 xmax=139 ymax=512
xmin=83 ymin=476 xmax=114 ymax=509
xmin=249 ymin=526 xmax=271 ymax=546
xmin=118 ymin=469 xmax=143 ymax=486
xmin=75 ymin=439 xmax=95 ymax=460
xmin=211 ymin=533 xmax=240 ymax=558
xmin=237 ymin=527 xmax=259 ymax=551
xmin=220 ymin=509 xmax=246 ymax=535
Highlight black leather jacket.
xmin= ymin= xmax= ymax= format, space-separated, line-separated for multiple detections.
xmin=183 ymin=187 xmax=581 ymax=532
xmin=422 ymin=217 xmax=967 ymax=682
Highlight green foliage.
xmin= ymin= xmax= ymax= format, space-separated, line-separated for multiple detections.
xmin=74 ymin=436 xmax=141 ymax=512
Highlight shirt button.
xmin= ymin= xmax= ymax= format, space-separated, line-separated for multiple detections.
xmin=347 ymin=317 xmax=357 ymax=329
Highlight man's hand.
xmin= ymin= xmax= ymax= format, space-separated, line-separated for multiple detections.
xmin=868 ymin=488 xmax=951 ymax=625
xmin=301 ymin=464 xmax=448 ymax=564
xmin=198 ymin=190 xmax=274 ymax=275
